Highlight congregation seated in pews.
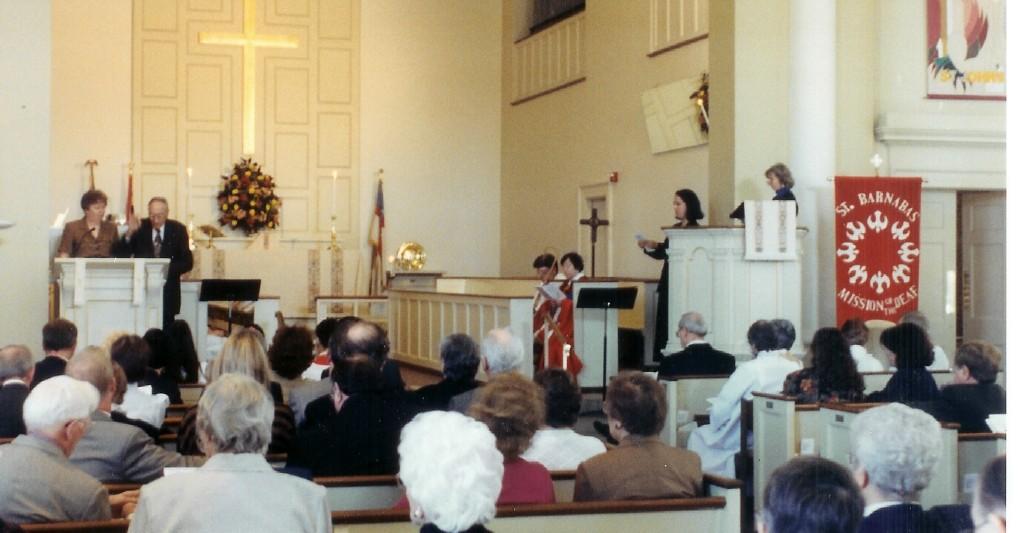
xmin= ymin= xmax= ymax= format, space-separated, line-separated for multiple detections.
xmin=0 ymin=304 xmax=1008 ymax=532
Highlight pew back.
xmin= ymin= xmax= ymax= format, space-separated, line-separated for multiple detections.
xmin=661 ymin=376 xmax=731 ymax=446
xmin=957 ymin=433 xmax=1006 ymax=504
xmin=819 ymin=403 xmax=959 ymax=508
xmin=751 ymin=393 xmax=796 ymax=512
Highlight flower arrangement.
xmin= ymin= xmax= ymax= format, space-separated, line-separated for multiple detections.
xmin=216 ymin=157 xmax=281 ymax=235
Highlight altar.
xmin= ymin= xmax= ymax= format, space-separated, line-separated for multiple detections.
xmin=662 ymin=224 xmax=807 ymax=357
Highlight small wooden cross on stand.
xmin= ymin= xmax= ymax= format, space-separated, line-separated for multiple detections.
xmin=85 ymin=160 xmax=98 ymax=190
xmin=579 ymin=207 xmax=609 ymax=277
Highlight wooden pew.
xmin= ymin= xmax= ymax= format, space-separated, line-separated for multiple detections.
xmin=859 ymin=370 xmax=1004 ymax=396
xmin=21 ymin=519 xmax=130 ymax=532
xmin=330 ymin=474 xmax=741 ymax=533
xmin=179 ymin=384 xmax=204 ymax=404
xmin=957 ymin=432 xmax=1006 ymax=503
xmin=165 ymin=403 xmax=192 ymax=417
xmin=316 ymin=470 xmax=580 ymax=511
xmin=660 ymin=375 xmax=731 ymax=447
xmin=751 ymin=392 xmax=795 ymax=512
xmin=19 ymin=474 xmax=740 ymax=533
xmin=818 ymin=402 xmax=959 ymax=509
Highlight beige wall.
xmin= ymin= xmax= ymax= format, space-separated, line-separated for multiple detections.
xmin=500 ymin=0 xmax=710 ymax=279
xmin=51 ymin=0 xmax=132 ymax=219
xmin=361 ymin=0 xmax=502 ymax=277
xmin=0 ymin=1 xmax=52 ymax=351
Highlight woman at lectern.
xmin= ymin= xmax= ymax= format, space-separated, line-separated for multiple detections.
xmin=637 ymin=188 xmax=703 ymax=362
xmin=728 ymin=162 xmax=798 ymax=221
xmin=56 ymin=189 xmax=121 ymax=258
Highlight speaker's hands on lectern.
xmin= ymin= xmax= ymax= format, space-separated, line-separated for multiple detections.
xmin=125 ymin=213 xmax=141 ymax=238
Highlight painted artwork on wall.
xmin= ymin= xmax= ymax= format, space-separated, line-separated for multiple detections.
xmin=926 ymin=0 xmax=1006 ymax=100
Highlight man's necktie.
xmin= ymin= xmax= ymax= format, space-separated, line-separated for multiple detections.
xmin=154 ymin=231 xmax=163 ymax=257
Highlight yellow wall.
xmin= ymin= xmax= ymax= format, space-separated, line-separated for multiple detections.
xmin=0 ymin=1 xmax=52 ymax=350
xmin=500 ymin=0 xmax=709 ymax=280
xmin=50 ymin=0 xmax=132 ymax=219
xmin=361 ymin=0 xmax=502 ymax=277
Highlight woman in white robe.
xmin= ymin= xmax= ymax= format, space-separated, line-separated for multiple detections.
xmin=687 ymin=319 xmax=802 ymax=477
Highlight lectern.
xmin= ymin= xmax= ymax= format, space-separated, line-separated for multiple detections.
xmin=661 ymin=220 xmax=806 ymax=357
xmin=54 ymin=258 xmax=169 ymax=347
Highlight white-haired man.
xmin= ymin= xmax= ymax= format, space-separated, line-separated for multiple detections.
xmin=0 ymin=376 xmax=137 ymax=524
xmin=657 ymin=312 xmax=736 ymax=378
xmin=448 ymin=327 xmax=525 ymax=413
xmin=0 ymin=345 xmax=34 ymax=437
xmin=67 ymin=347 xmax=204 ymax=483
xmin=851 ymin=403 xmax=943 ymax=532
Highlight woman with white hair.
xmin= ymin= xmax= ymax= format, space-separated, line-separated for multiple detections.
xmin=129 ymin=374 xmax=330 ymax=533
xmin=851 ymin=403 xmax=943 ymax=532
xmin=399 ymin=411 xmax=504 ymax=533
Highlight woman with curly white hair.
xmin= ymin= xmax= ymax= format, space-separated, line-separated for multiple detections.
xmin=399 ymin=411 xmax=504 ymax=533
xmin=850 ymin=402 xmax=943 ymax=532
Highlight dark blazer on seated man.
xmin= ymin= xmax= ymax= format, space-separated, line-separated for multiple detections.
xmin=0 ymin=380 xmax=29 ymax=438
xmin=859 ymin=502 xmax=950 ymax=533
xmin=929 ymin=382 xmax=1006 ymax=433
xmin=658 ymin=342 xmax=736 ymax=378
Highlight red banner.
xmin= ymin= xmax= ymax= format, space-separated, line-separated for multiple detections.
xmin=834 ymin=177 xmax=923 ymax=324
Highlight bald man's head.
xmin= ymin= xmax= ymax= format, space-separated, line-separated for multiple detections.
xmin=65 ymin=346 xmax=115 ymax=399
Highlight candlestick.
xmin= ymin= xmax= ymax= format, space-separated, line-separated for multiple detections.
xmin=870 ymin=153 xmax=883 ymax=177
xmin=331 ymin=170 xmax=338 ymax=215
xmin=186 ymin=167 xmax=193 ymax=218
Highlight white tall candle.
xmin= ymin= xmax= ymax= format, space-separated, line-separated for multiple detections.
xmin=331 ymin=170 xmax=338 ymax=214
xmin=186 ymin=167 xmax=193 ymax=215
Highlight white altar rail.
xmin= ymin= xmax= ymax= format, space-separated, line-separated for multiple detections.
xmin=388 ymin=289 xmax=534 ymax=377
xmin=316 ymin=296 xmax=389 ymax=327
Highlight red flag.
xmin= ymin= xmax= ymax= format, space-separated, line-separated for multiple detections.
xmin=125 ymin=168 xmax=135 ymax=217
xmin=834 ymin=177 xmax=923 ymax=324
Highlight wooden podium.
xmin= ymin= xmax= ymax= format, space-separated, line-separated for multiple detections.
xmin=54 ymin=258 xmax=169 ymax=347
xmin=662 ymin=221 xmax=806 ymax=357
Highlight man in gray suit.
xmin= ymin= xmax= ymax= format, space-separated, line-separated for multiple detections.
xmin=66 ymin=347 xmax=204 ymax=483
xmin=0 ymin=375 xmax=136 ymax=524
xmin=448 ymin=327 xmax=525 ymax=413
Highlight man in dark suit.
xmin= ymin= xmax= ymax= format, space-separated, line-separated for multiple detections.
xmin=120 ymin=197 xmax=193 ymax=329
xmin=287 ymin=321 xmax=413 ymax=476
xmin=0 ymin=345 xmax=34 ymax=437
xmin=30 ymin=318 xmax=77 ymax=388
xmin=851 ymin=403 xmax=948 ymax=533
xmin=657 ymin=311 xmax=736 ymax=378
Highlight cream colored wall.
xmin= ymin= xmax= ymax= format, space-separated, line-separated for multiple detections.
xmin=500 ymin=0 xmax=709 ymax=279
xmin=361 ymin=0 xmax=502 ymax=277
xmin=0 ymin=1 xmax=52 ymax=351
xmin=50 ymin=0 xmax=132 ymax=219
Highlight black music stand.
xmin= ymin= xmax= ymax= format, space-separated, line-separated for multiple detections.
xmin=576 ymin=286 xmax=637 ymax=399
xmin=199 ymin=279 xmax=261 ymax=333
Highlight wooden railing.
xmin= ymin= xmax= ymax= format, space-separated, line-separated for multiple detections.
xmin=512 ymin=12 xmax=586 ymax=105
xmin=388 ymin=289 xmax=534 ymax=375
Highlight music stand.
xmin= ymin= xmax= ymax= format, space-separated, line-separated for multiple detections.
xmin=199 ymin=279 xmax=261 ymax=333
xmin=576 ymin=287 xmax=637 ymax=399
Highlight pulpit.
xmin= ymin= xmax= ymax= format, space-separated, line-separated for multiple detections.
xmin=54 ymin=258 xmax=168 ymax=347
xmin=662 ymin=222 xmax=807 ymax=357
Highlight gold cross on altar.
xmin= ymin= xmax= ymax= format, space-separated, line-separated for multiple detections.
xmin=198 ymin=0 xmax=298 ymax=155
